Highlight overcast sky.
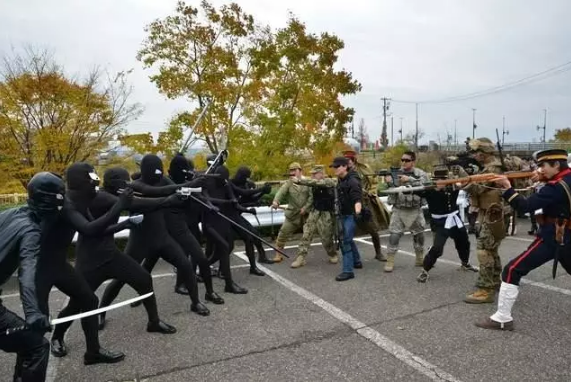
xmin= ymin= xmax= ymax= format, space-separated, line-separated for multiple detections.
xmin=2 ymin=0 xmax=570 ymax=147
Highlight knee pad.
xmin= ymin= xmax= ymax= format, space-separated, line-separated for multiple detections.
xmin=413 ymin=233 xmax=425 ymax=248
xmin=388 ymin=232 xmax=402 ymax=247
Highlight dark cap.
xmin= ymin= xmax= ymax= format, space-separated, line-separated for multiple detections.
xmin=533 ymin=149 xmax=568 ymax=163
xmin=329 ymin=156 xmax=349 ymax=168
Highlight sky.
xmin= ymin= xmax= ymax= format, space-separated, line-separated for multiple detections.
xmin=1 ymin=0 xmax=570 ymax=147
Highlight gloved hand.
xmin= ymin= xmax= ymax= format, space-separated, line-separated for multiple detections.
xmin=247 ymin=207 xmax=257 ymax=215
xmin=118 ymin=187 xmax=134 ymax=208
xmin=128 ymin=214 xmax=144 ymax=225
xmin=208 ymin=204 xmax=220 ymax=213
xmin=261 ymin=183 xmax=272 ymax=194
xmin=26 ymin=313 xmax=51 ymax=333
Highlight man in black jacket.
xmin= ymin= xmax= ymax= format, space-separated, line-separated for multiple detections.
xmin=0 ymin=172 xmax=62 ymax=381
xmin=416 ymin=168 xmax=477 ymax=283
xmin=330 ymin=157 xmax=364 ymax=282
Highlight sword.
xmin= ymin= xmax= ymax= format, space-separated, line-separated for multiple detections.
xmin=2 ymin=292 xmax=153 ymax=336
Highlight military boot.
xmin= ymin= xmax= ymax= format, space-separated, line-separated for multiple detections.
xmin=290 ymin=254 xmax=306 ymax=268
xmin=384 ymin=254 xmax=395 ymax=272
xmin=329 ymin=254 xmax=339 ymax=264
xmin=375 ymin=251 xmax=388 ymax=262
xmin=415 ymin=251 xmax=424 ymax=267
xmin=464 ymin=289 xmax=495 ymax=304
xmin=272 ymin=248 xmax=285 ymax=263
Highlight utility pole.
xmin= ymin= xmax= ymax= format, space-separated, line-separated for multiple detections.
xmin=398 ymin=117 xmax=403 ymax=143
xmin=381 ymin=97 xmax=391 ymax=148
xmin=415 ymin=103 xmax=419 ymax=150
xmin=536 ymin=108 xmax=547 ymax=149
xmin=472 ymin=108 xmax=477 ymax=138
xmin=454 ymin=119 xmax=458 ymax=147
xmin=502 ymin=116 xmax=509 ymax=146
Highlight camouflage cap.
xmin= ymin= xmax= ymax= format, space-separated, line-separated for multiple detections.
xmin=468 ymin=137 xmax=495 ymax=154
xmin=310 ymin=165 xmax=325 ymax=174
xmin=288 ymin=162 xmax=302 ymax=170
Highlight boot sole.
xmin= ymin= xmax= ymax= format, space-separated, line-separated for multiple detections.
xmin=84 ymin=354 xmax=125 ymax=366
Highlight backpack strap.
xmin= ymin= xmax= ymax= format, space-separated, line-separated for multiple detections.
xmin=558 ymin=180 xmax=571 ymax=217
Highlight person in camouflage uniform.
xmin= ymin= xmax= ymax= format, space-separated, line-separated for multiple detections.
xmin=271 ymin=162 xmax=312 ymax=263
xmin=383 ymin=151 xmax=429 ymax=272
xmin=290 ymin=165 xmax=340 ymax=268
xmin=459 ymin=137 xmax=507 ymax=304
xmin=343 ymin=150 xmax=390 ymax=261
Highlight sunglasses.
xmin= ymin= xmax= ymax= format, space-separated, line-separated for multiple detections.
xmin=401 ymin=158 xmax=412 ymax=162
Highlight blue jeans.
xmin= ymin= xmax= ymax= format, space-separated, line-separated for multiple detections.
xmin=341 ymin=215 xmax=361 ymax=274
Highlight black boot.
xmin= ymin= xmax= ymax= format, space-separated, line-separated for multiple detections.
xmin=147 ymin=320 xmax=177 ymax=334
xmin=50 ymin=337 xmax=68 ymax=357
xmin=205 ymin=291 xmax=225 ymax=304
xmin=258 ymin=256 xmax=275 ymax=264
xmin=190 ymin=302 xmax=210 ymax=316
xmin=225 ymin=281 xmax=248 ymax=294
xmin=249 ymin=267 xmax=265 ymax=276
xmin=174 ymin=284 xmax=189 ymax=295
xmin=83 ymin=348 xmax=125 ymax=365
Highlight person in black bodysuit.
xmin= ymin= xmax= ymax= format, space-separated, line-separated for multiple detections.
xmin=230 ymin=166 xmax=274 ymax=267
xmin=36 ymin=163 xmax=126 ymax=365
xmin=165 ymin=154 xmax=224 ymax=303
xmin=99 ymin=154 xmax=210 ymax=316
xmin=51 ymin=166 xmax=178 ymax=350
xmin=202 ymin=163 xmax=248 ymax=294
xmin=0 ymin=172 xmax=63 ymax=382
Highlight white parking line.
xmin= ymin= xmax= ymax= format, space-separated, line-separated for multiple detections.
xmin=354 ymin=238 xmax=571 ymax=296
xmin=232 ymin=249 xmax=462 ymax=382
xmin=505 ymin=236 xmax=534 ymax=243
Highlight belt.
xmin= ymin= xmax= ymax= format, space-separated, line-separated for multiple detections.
xmin=431 ymin=210 xmax=464 ymax=229
xmin=536 ymin=215 xmax=571 ymax=228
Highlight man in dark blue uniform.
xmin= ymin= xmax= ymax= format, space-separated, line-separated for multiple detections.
xmin=476 ymin=149 xmax=571 ymax=330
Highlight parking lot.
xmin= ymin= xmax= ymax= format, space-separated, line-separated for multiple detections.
xmin=2 ymin=219 xmax=571 ymax=382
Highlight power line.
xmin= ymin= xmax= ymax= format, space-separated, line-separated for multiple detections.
xmin=392 ymin=59 xmax=571 ymax=105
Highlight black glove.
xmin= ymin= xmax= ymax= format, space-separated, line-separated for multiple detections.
xmin=118 ymin=187 xmax=134 ymax=208
xmin=208 ymin=203 xmax=220 ymax=213
xmin=247 ymin=207 xmax=257 ymax=215
xmin=261 ymin=183 xmax=272 ymax=195
xmin=26 ymin=313 xmax=51 ymax=333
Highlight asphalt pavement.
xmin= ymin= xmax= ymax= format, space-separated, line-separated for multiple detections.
xmin=2 ymin=218 xmax=571 ymax=382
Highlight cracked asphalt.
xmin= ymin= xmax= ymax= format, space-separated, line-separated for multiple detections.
xmin=2 ymin=218 xmax=571 ymax=382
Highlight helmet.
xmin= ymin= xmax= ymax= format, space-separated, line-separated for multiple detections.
xmin=468 ymin=137 xmax=495 ymax=154
xmin=27 ymin=172 xmax=65 ymax=216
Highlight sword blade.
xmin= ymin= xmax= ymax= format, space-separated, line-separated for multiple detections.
xmin=51 ymin=292 xmax=154 ymax=325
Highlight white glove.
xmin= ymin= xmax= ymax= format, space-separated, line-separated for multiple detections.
xmin=128 ymin=215 xmax=144 ymax=225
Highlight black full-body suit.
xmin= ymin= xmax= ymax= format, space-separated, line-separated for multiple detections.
xmin=36 ymin=163 xmax=125 ymax=365
xmin=163 ymin=154 xmax=224 ymax=304
xmin=52 ymin=167 xmax=178 ymax=339
xmin=202 ymin=165 xmax=248 ymax=294
xmin=99 ymin=155 xmax=210 ymax=316
xmin=230 ymin=167 xmax=274 ymax=267
xmin=0 ymin=172 xmax=62 ymax=382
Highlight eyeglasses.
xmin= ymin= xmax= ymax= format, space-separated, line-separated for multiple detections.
xmin=401 ymin=158 xmax=412 ymax=162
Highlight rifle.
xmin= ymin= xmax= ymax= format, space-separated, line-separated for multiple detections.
xmin=378 ymin=167 xmax=421 ymax=187
xmin=333 ymin=185 xmax=343 ymax=250
xmin=380 ymin=171 xmax=535 ymax=194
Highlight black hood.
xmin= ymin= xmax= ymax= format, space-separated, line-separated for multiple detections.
xmin=168 ymin=153 xmax=192 ymax=184
xmin=232 ymin=166 xmax=251 ymax=187
xmin=103 ymin=167 xmax=131 ymax=195
xmin=140 ymin=154 xmax=163 ymax=185
xmin=214 ymin=165 xmax=230 ymax=185
xmin=27 ymin=171 xmax=65 ymax=219
xmin=65 ymin=162 xmax=99 ymax=199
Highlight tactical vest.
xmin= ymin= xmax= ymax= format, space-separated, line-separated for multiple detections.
xmin=313 ymin=186 xmax=334 ymax=212
xmin=388 ymin=167 xmax=426 ymax=209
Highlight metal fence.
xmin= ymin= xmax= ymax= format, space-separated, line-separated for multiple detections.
xmin=0 ymin=193 xmax=27 ymax=206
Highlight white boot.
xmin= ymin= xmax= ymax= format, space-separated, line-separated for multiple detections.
xmin=490 ymin=282 xmax=519 ymax=323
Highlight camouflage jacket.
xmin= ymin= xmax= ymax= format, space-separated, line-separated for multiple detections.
xmin=387 ymin=167 xmax=429 ymax=209
xmin=463 ymin=157 xmax=504 ymax=210
xmin=273 ymin=177 xmax=312 ymax=220
xmin=353 ymin=162 xmax=378 ymax=195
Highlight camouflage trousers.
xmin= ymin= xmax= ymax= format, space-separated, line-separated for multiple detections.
xmin=475 ymin=219 xmax=504 ymax=291
xmin=387 ymin=207 xmax=426 ymax=255
xmin=275 ymin=215 xmax=304 ymax=249
xmin=297 ymin=210 xmax=338 ymax=258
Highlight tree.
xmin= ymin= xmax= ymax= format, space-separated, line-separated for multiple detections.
xmin=0 ymin=47 xmax=143 ymax=185
xmin=553 ymin=127 xmax=571 ymax=142
xmin=136 ymin=0 xmax=263 ymax=153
